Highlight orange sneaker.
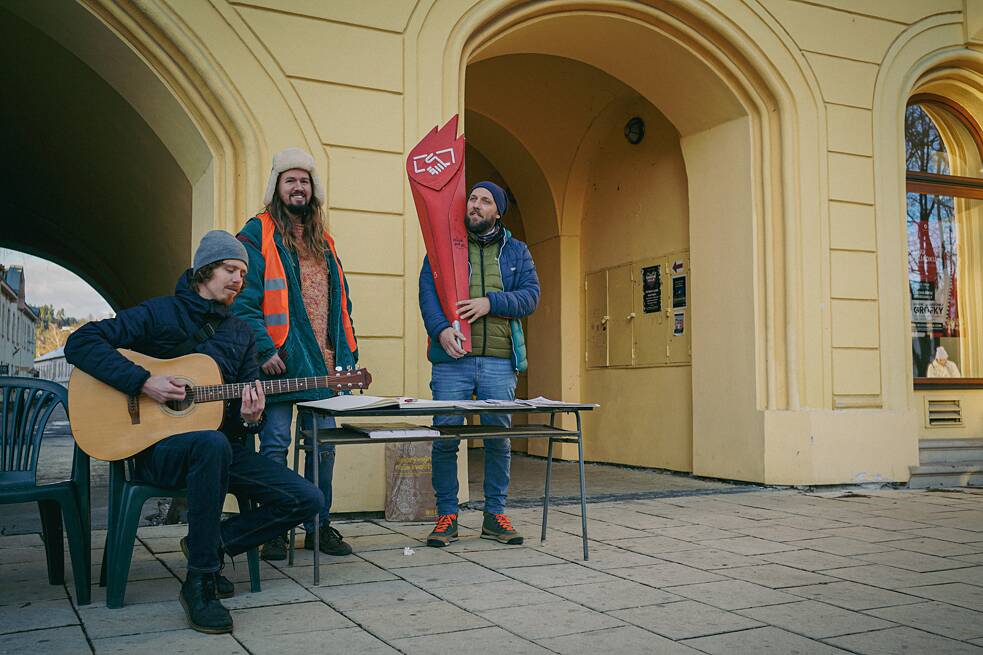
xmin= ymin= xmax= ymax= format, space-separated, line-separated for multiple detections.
xmin=426 ymin=513 xmax=459 ymax=547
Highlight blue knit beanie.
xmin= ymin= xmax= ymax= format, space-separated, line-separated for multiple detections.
xmin=470 ymin=181 xmax=508 ymax=217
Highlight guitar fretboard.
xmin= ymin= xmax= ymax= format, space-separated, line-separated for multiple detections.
xmin=190 ymin=373 xmax=367 ymax=403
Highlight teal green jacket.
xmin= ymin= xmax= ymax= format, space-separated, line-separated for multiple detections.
xmin=233 ymin=216 xmax=358 ymax=404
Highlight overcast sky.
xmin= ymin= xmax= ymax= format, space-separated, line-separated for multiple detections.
xmin=0 ymin=248 xmax=114 ymax=320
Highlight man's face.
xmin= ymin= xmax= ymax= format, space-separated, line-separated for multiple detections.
xmin=200 ymin=259 xmax=247 ymax=305
xmin=277 ymin=168 xmax=313 ymax=215
xmin=465 ymin=187 xmax=499 ymax=235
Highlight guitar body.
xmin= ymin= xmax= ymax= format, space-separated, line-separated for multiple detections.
xmin=69 ymin=349 xmax=225 ymax=461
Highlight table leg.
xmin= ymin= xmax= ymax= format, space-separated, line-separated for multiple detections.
xmin=575 ymin=411 xmax=589 ymax=560
xmin=289 ymin=412 xmax=301 ymax=567
xmin=541 ymin=413 xmax=556 ymax=545
xmin=312 ymin=413 xmax=321 ymax=586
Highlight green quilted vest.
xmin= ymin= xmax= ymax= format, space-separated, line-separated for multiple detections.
xmin=468 ymin=237 xmax=512 ymax=359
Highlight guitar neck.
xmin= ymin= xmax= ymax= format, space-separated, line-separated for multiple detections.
xmin=192 ymin=376 xmax=349 ymax=403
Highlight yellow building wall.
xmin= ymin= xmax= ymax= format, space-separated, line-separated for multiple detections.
xmin=22 ymin=0 xmax=983 ymax=502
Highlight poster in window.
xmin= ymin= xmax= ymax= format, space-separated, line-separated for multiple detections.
xmin=641 ymin=265 xmax=661 ymax=313
xmin=672 ymin=275 xmax=687 ymax=309
xmin=673 ymin=311 xmax=685 ymax=336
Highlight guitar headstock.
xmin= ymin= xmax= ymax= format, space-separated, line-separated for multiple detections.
xmin=328 ymin=368 xmax=372 ymax=391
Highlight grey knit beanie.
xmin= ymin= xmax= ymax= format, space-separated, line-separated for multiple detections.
xmin=193 ymin=230 xmax=248 ymax=274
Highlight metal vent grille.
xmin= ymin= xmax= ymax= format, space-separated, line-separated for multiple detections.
xmin=925 ymin=399 xmax=963 ymax=428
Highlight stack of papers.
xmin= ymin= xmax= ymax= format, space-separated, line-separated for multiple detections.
xmin=342 ymin=422 xmax=440 ymax=438
xmin=299 ymin=395 xmax=598 ymax=412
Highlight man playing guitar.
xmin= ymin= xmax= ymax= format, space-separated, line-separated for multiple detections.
xmin=65 ymin=230 xmax=324 ymax=634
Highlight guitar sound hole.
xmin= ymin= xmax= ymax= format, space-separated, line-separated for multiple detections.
xmin=165 ymin=386 xmax=194 ymax=412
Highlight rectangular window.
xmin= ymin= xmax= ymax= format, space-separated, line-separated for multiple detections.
xmin=908 ymin=191 xmax=982 ymax=379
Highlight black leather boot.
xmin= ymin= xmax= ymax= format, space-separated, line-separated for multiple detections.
xmin=180 ymin=571 xmax=233 ymax=634
xmin=180 ymin=537 xmax=235 ymax=598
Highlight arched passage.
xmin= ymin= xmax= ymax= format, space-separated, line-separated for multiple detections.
xmin=0 ymin=4 xmax=199 ymax=308
xmin=0 ymin=0 xmax=322 ymax=310
xmin=418 ymin=0 xmax=828 ymax=481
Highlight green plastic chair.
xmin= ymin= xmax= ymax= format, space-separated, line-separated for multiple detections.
xmin=0 ymin=377 xmax=90 ymax=605
xmin=101 ymin=458 xmax=262 ymax=608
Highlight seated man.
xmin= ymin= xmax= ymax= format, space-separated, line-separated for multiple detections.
xmin=65 ymin=231 xmax=322 ymax=634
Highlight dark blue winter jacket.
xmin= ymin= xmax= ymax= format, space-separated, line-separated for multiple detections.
xmin=64 ymin=270 xmax=259 ymax=440
xmin=419 ymin=228 xmax=540 ymax=371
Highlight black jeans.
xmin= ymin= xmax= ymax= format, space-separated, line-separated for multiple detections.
xmin=134 ymin=430 xmax=323 ymax=573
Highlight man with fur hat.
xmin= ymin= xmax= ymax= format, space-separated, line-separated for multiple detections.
xmin=233 ymin=147 xmax=358 ymax=560
xmin=65 ymin=231 xmax=324 ymax=634
xmin=419 ymin=181 xmax=540 ymax=547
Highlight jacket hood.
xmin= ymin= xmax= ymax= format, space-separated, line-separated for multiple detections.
xmin=175 ymin=268 xmax=231 ymax=323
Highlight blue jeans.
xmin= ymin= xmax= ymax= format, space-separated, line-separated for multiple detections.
xmin=259 ymin=402 xmax=336 ymax=532
xmin=430 ymin=356 xmax=517 ymax=515
xmin=134 ymin=430 xmax=322 ymax=573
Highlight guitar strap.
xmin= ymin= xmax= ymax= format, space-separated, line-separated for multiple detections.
xmin=164 ymin=317 xmax=224 ymax=358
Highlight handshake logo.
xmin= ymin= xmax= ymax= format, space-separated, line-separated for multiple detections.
xmin=412 ymin=148 xmax=456 ymax=176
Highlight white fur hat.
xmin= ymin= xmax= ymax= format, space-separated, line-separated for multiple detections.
xmin=263 ymin=147 xmax=326 ymax=206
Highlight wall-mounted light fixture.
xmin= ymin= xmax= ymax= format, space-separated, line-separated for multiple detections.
xmin=624 ymin=116 xmax=645 ymax=145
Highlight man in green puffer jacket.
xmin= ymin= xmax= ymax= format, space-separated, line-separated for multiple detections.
xmin=418 ymin=181 xmax=541 ymax=547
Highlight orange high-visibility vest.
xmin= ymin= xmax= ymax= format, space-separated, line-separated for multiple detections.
xmin=258 ymin=212 xmax=357 ymax=353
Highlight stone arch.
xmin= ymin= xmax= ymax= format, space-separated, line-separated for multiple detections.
xmin=1 ymin=0 xmax=322 ymax=306
xmin=411 ymin=0 xmax=828 ymax=478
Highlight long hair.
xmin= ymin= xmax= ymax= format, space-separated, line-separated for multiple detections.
xmin=266 ymin=185 xmax=327 ymax=255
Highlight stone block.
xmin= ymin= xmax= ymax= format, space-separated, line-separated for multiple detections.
xmin=829 ymin=626 xmax=983 ymax=655
xmin=538 ymin=624 xmax=703 ymax=654
xmin=345 ymin=600 xmax=490 ymax=639
xmin=91 ymin=628 xmax=247 ymax=654
xmin=785 ymin=580 xmax=924 ymax=611
xmin=721 ymin=564 xmax=838 ymax=588
xmin=611 ymin=600 xmax=761 ymax=640
xmin=683 ymin=625 xmax=852 ymax=654
xmin=427 ymin=580 xmax=557 ymax=612
xmin=866 ymin=601 xmax=983 ymax=641
xmin=610 ymin=562 xmax=726 ymax=587
xmin=738 ymin=599 xmax=894 ymax=638
xmin=0 ymin=625 xmax=90 ymax=655
xmin=392 ymin=626 xmax=553 ymax=655
xmin=478 ymin=600 xmax=622 ymax=640
xmin=668 ymin=579 xmax=800 ymax=610
xmin=500 ymin=563 xmax=620 ymax=589
xmin=0 ymin=598 xmax=77 ymax=635
xmin=395 ymin=562 xmax=508 ymax=590
xmin=310 ymin=579 xmax=437 ymax=611
xmin=548 ymin=579 xmax=681 ymax=611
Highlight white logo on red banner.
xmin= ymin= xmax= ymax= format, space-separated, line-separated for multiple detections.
xmin=412 ymin=148 xmax=456 ymax=176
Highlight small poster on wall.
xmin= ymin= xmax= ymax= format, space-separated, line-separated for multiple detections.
xmin=673 ymin=311 xmax=685 ymax=336
xmin=641 ymin=265 xmax=662 ymax=313
xmin=672 ymin=275 xmax=687 ymax=309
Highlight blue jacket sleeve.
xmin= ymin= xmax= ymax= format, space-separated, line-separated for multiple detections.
xmin=487 ymin=241 xmax=540 ymax=318
xmin=419 ymin=256 xmax=452 ymax=339
xmin=63 ymin=305 xmax=156 ymax=396
xmin=220 ymin=327 xmax=262 ymax=439
xmin=231 ymin=220 xmax=278 ymax=364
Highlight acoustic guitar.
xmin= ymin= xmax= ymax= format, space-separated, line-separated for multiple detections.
xmin=68 ymin=349 xmax=372 ymax=461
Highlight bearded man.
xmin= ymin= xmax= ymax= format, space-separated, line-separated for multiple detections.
xmin=418 ymin=181 xmax=540 ymax=547
xmin=233 ymin=148 xmax=358 ymax=560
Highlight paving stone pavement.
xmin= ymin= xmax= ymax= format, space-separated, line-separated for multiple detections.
xmin=1 ymin=488 xmax=983 ymax=653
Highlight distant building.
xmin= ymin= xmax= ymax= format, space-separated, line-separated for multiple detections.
xmin=34 ymin=347 xmax=71 ymax=386
xmin=0 ymin=265 xmax=38 ymax=376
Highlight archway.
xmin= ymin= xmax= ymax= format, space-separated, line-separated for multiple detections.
xmin=0 ymin=0 xmax=273 ymax=309
xmin=442 ymin=2 xmax=821 ymax=481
